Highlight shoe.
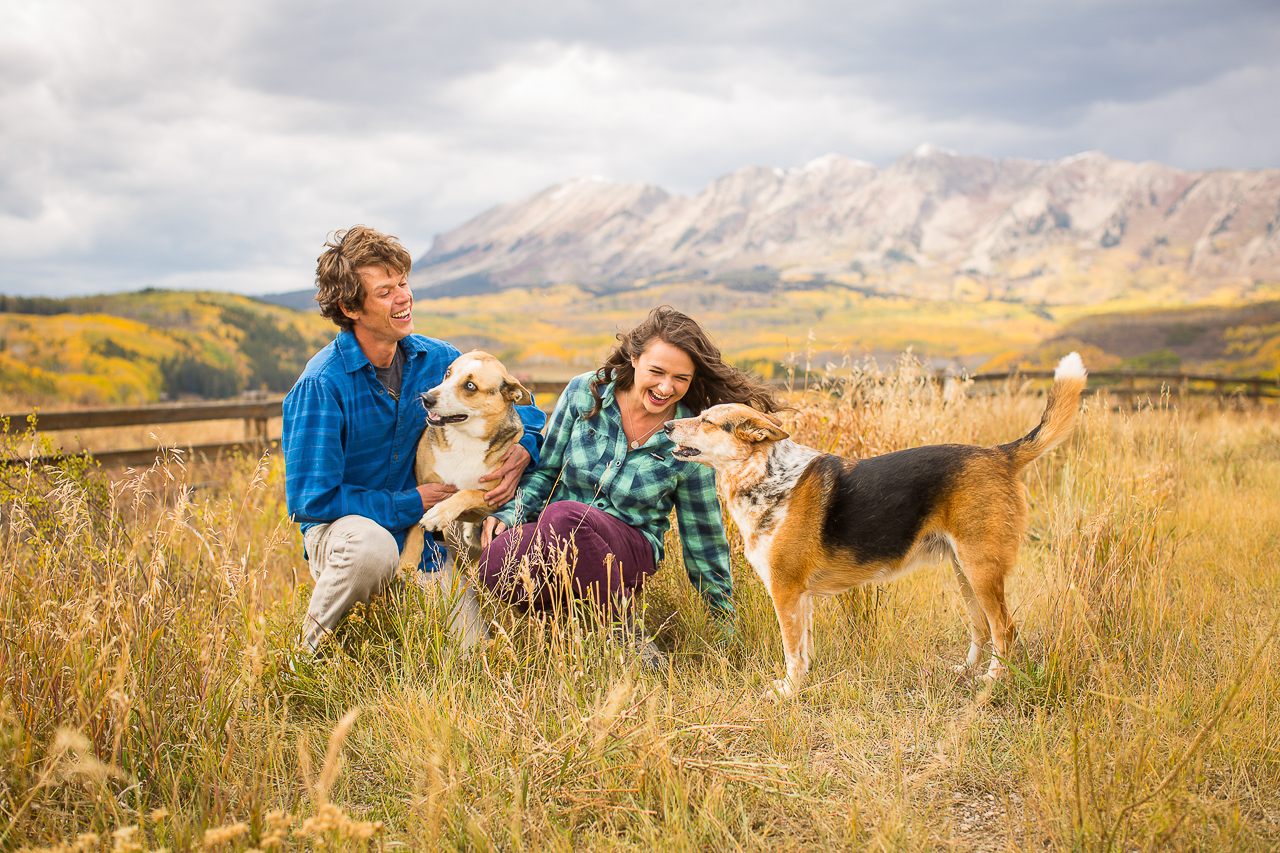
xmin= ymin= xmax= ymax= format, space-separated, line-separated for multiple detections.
xmin=276 ymin=646 xmax=321 ymax=693
xmin=637 ymin=635 xmax=668 ymax=672
xmin=612 ymin=614 xmax=668 ymax=673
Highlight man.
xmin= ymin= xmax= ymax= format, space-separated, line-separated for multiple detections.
xmin=282 ymin=225 xmax=545 ymax=654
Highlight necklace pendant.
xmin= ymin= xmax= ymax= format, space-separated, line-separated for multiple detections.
xmin=631 ymin=439 xmax=640 ymax=449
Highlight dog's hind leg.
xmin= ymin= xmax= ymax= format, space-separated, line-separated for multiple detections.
xmin=769 ymin=586 xmax=814 ymax=699
xmin=955 ymin=544 xmax=1016 ymax=681
xmin=399 ymin=526 xmax=426 ymax=574
xmin=949 ymin=548 xmax=992 ymax=675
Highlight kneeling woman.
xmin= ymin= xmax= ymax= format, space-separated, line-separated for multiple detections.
xmin=477 ymin=306 xmax=780 ymax=666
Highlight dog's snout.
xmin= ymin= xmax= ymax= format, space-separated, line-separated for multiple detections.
xmin=421 ymin=390 xmax=438 ymax=408
xmin=663 ymin=420 xmax=675 ymax=434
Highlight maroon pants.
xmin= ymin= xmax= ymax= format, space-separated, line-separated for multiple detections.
xmin=477 ymin=501 xmax=656 ymax=615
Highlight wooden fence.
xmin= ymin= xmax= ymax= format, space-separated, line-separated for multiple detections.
xmin=2 ymin=372 xmax=1275 ymax=468
xmin=962 ymin=368 xmax=1280 ymax=402
xmin=0 ymin=381 xmax=569 ymax=468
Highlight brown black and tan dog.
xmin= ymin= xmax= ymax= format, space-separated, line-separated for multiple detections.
xmin=397 ymin=350 xmax=532 ymax=573
xmin=665 ymin=353 xmax=1087 ymax=698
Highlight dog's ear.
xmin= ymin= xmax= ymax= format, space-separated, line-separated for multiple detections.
xmin=502 ymin=377 xmax=533 ymax=406
xmin=735 ymin=413 xmax=789 ymax=443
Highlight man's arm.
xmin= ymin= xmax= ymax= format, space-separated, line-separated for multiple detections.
xmin=479 ymin=445 xmax=530 ymax=506
xmin=282 ymin=376 xmax=424 ymax=531
xmin=491 ymin=377 xmax=583 ymax=530
xmin=479 ymin=395 xmax=547 ymax=506
xmin=515 ymin=398 xmax=546 ymax=467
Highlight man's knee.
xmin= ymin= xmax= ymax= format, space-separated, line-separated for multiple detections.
xmin=324 ymin=516 xmax=399 ymax=590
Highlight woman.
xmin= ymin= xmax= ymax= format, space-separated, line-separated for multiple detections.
xmin=477 ymin=306 xmax=781 ymax=667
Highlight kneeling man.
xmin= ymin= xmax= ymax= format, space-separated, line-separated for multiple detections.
xmin=282 ymin=225 xmax=545 ymax=654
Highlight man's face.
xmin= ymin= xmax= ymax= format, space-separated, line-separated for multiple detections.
xmin=344 ymin=265 xmax=414 ymax=346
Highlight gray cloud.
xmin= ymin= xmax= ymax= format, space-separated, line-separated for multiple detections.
xmin=2 ymin=0 xmax=1277 ymax=296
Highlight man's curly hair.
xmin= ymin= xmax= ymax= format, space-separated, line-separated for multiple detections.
xmin=315 ymin=226 xmax=414 ymax=331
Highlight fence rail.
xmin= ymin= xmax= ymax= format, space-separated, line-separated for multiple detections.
xmin=2 ymin=372 xmax=1274 ymax=467
xmin=0 ymin=381 xmax=571 ymax=467
xmin=961 ymin=368 xmax=1280 ymax=401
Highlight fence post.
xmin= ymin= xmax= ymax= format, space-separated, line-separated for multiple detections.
xmin=245 ymin=416 xmax=268 ymax=444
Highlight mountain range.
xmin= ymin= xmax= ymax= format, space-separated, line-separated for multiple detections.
xmin=410 ymin=145 xmax=1280 ymax=303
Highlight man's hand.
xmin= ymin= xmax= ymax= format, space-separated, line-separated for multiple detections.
xmin=417 ymin=482 xmax=458 ymax=511
xmin=481 ymin=516 xmax=507 ymax=550
xmin=479 ymin=445 xmax=532 ymax=507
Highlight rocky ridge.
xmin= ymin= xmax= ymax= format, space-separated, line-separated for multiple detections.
xmin=412 ymin=145 xmax=1280 ymax=303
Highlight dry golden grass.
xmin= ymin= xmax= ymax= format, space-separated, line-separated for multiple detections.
xmin=1 ymin=359 xmax=1278 ymax=851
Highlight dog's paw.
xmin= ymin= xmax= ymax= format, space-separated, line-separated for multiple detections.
xmin=979 ymin=665 xmax=1006 ymax=684
xmin=418 ymin=508 xmax=443 ymax=532
xmin=766 ymin=678 xmax=797 ymax=700
xmin=951 ymin=663 xmax=971 ymax=676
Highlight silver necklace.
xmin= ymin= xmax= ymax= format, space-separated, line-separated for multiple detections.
xmin=622 ymin=390 xmax=665 ymax=449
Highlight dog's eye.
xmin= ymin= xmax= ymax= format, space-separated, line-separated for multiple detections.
xmin=444 ymin=369 xmax=452 ymax=378
xmin=465 ymin=381 xmax=477 ymax=392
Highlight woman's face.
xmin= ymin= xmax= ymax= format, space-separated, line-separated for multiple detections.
xmin=630 ymin=338 xmax=695 ymax=416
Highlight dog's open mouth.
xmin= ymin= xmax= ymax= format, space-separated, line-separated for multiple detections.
xmin=426 ymin=411 xmax=468 ymax=426
xmin=671 ymin=445 xmax=701 ymax=459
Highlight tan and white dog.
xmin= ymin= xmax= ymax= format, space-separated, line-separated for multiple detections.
xmin=665 ymin=353 xmax=1087 ymax=698
xmin=397 ymin=350 xmax=532 ymax=573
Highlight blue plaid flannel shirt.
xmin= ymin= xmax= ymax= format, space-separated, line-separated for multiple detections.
xmin=282 ymin=331 xmax=546 ymax=571
xmin=494 ymin=373 xmax=734 ymax=617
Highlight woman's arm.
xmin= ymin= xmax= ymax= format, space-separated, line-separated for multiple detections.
xmin=673 ymin=464 xmax=735 ymax=620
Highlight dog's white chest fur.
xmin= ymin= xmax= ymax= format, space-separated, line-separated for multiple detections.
xmin=729 ymin=439 xmax=820 ymax=586
xmin=431 ymin=432 xmax=495 ymax=488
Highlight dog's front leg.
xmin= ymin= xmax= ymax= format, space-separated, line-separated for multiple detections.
xmin=768 ymin=587 xmax=813 ymax=699
xmin=419 ymin=489 xmax=493 ymax=531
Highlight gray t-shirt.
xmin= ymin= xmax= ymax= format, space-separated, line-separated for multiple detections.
xmin=373 ymin=345 xmax=405 ymax=398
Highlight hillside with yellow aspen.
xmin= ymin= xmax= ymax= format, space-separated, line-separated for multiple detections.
xmin=4 ymin=283 xmax=1278 ymax=412
xmin=0 ymin=290 xmax=333 ymax=408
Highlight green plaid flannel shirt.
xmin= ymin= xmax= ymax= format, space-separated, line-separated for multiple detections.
xmin=495 ymin=372 xmax=734 ymax=618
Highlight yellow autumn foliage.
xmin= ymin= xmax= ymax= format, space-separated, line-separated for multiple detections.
xmin=1 ymin=278 xmax=1277 ymax=413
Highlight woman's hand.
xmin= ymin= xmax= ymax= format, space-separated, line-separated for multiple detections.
xmin=481 ymin=516 xmax=508 ymax=550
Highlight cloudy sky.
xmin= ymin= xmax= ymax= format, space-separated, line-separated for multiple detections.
xmin=4 ymin=0 xmax=1279 ymax=298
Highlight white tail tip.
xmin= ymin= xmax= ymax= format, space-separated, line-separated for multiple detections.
xmin=1055 ymin=351 xmax=1087 ymax=380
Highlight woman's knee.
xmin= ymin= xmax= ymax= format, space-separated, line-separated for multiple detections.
xmin=536 ymin=501 xmax=592 ymax=536
xmin=477 ymin=524 xmax=532 ymax=598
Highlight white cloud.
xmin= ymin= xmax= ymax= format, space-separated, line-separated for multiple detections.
xmin=1 ymin=0 xmax=1278 ymax=297
xmin=1072 ymin=63 xmax=1280 ymax=170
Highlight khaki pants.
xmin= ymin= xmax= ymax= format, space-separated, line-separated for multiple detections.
xmin=301 ymin=515 xmax=488 ymax=654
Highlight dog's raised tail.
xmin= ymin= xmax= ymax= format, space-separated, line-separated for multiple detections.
xmin=1002 ymin=352 xmax=1087 ymax=470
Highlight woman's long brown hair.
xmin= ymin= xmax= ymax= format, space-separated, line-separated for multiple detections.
xmin=586 ymin=306 xmax=781 ymax=418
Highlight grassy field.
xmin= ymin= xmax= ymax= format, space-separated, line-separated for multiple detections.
xmin=2 ymin=359 xmax=1279 ymax=851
